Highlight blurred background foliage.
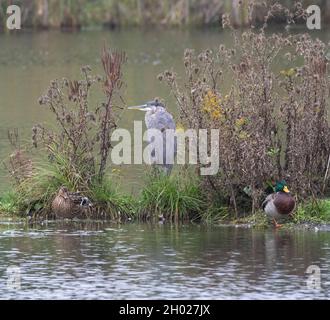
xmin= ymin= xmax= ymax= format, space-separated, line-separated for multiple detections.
xmin=0 ymin=0 xmax=330 ymax=30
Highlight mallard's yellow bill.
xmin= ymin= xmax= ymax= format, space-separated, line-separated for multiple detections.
xmin=283 ymin=186 xmax=290 ymax=193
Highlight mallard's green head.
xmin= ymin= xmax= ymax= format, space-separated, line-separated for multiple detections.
xmin=275 ymin=180 xmax=290 ymax=193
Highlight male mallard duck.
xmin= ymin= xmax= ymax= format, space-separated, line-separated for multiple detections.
xmin=262 ymin=180 xmax=295 ymax=228
xmin=52 ymin=186 xmax=92 ymax=219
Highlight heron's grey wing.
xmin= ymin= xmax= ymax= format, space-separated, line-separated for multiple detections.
xmin=145 ymin=109 xmax=177 ymax=167
xmin=145 ymin=108 xmax=176 ymax=131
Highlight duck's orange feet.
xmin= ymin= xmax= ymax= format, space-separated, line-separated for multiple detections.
xmin=273 ymin=219 xmax=283 ymax=228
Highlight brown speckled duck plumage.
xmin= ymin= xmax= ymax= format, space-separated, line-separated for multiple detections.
xmin=52 ymin=186 xmax=92 ymax=219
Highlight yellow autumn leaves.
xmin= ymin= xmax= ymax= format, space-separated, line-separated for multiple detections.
xmin=201 ymin=90 xmax=248 ymax=140
xmin=280 ymin=68 xmax=296 ymax=77
xmin=235 ymin=117 xmax=249 ymax=140
xmin=202 ymin=90 xmax=225 ymax=121
xmin=235 ymin=117 xmax=247 ymax=128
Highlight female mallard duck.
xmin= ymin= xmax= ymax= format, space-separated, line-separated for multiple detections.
xmin=262 ymin=180 xmax=295 ymax=228
xmin=52 ymin=186 xmax=92 ymax=219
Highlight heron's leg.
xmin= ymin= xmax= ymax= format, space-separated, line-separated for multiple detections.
xmin=164 ymin=164 xmax=173 ymax=176
xmin=150 ymin=164 xmax=162 ymax=177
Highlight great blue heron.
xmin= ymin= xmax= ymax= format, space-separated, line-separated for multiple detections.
xmin=128 ymin=99 xmax=176 ymax=175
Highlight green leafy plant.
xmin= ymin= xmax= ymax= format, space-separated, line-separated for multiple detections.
xmin=294 ymin=199 xmax=330 ymax=224
xmin=0 ymin=191 xmax=19 ymax=215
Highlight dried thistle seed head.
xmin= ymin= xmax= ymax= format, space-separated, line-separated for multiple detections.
xmin=284 ymin=39 xmax=291 ymax=46
xmin=164 ymin=70 xmax=173 ymax=77
xmin=81 ymin=65 xmax=92 ymax=73
xmin=242 ymin=32 xmax=251 ymax=42
xmin=222 ymin=14 xmax=230 ymax=28
xmin=65 ymin=114 xmax=72 ymax=123
xmin=184 ymin=49 xmax=193 ymax=58
xmin=62 ymin=78 xmax=69 ymax=87
xmin=157 ymin=74 xmax=163 ymax=81
xmin=38 ymin=95 xmax=48 ymax=105
xmin=47 ymin=89 xmax=53 ymax=97
xmin=285 ymin=53 xmax=292 ymax=60
xmin=86 ymin=112 xmax=96 ymax=122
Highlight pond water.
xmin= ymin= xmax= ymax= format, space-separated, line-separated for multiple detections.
xmin=0 ymin=220 xmax=329 ymax=300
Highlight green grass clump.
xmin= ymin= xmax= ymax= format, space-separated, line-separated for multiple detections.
xmin=88 ymin=178 xmax=137 ymax=220
xmin=138 ymin=169 xmax=205 ymax=222
xmin=293 ymin=199 xmax=330 ymax=224
xmin=200 ymin=205 xmax=230 ymax=224
xmin=5 ymin=153 xmax=134 ymax=220
xmin=11 ymin=162 xmax=65 ymax=217
xmin=8 ymin=149 xmax=94 ymax=217
xmin=0 ymin=191 xmax=20 ymax=215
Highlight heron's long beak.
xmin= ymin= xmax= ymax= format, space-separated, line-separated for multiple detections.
xmin=127 ymin=104 xmax=148 ymax=111
xmin=283 ymin=186 xmax=290 ymax=193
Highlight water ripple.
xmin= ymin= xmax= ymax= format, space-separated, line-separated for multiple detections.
xmin=0 ymin=221 xmax=329 ymax=299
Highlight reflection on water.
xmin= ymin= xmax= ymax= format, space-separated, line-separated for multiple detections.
xmin=0 ymin=220 xmax=329 ymax=299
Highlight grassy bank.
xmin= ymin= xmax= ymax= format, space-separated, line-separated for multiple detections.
xmin=1 ymin=178 xmax=330 ymax=228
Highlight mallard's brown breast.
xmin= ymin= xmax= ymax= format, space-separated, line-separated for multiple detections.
xmin=273 ymin=192 xmax=295 ymax=215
